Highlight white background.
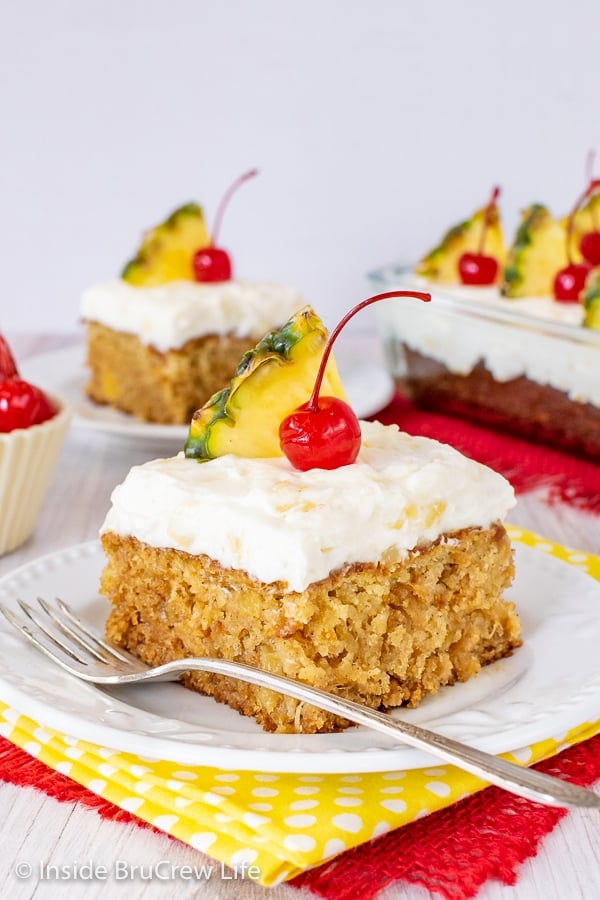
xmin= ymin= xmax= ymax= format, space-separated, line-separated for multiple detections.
xmin=1 ymin=0 xmax=599 ymax=335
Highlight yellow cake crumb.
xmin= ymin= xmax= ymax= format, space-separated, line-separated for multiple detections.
xmin=101 ymin=523 xmax=520 ymax=734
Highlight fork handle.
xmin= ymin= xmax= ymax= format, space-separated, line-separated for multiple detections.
xmin=132 ymin=657 xmax=600 ymax=811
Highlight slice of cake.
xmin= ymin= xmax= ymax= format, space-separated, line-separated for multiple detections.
xmin=82 ymin=277 xmax=304 ymax=425
xmin=99 ymin=303 xmax=521 ymax=734
xmin=82 ymin=180 xmax=305 ymax=424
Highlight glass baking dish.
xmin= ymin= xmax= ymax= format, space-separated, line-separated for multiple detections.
xmin=368 ymin=263 xmax=600 ymax=461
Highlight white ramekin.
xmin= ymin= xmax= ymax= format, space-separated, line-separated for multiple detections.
xmin=0 ymin=395 xmax=71 ymax=555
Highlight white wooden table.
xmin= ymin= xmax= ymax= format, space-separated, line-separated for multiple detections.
xmin=0 ymin=334 xmax=598 ymax=900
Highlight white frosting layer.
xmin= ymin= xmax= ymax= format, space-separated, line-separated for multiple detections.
xmin=101 ymin=420 xmax=515 ymax=593
xmin=376 ymin=270 xmax=600 ymax=407
xmin=81 ymin=279 xmax=305 ymax=352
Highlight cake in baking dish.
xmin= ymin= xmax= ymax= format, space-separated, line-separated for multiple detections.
xmin=82 ymin=178 xmax=304 ymax=424
xmin=375 ymin=182 xmax=600 ymax=459
xmin=99 ymin=303 xmax=521 ymax=734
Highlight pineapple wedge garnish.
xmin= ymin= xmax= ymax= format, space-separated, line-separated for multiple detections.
xmin=416 ymin=203 xmax=505 ymax=284
xmin=184 ymin=306 xmax=347 ymax=460
xmin=121 ymin=203 xmax=210 ymax=286
xmin=501 ymin=204 xmax=568 ymax=298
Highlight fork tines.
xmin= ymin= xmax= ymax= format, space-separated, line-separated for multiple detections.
xmin=0 ymin=597 xmax=143 ymax=677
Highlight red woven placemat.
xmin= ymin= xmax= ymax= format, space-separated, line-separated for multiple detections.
xmin=373 ymin=393 xmax=600 ymax=513
xmin=1 ymin=732 xmax=599 ymax=899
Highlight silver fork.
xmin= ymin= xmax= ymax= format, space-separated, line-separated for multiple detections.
xmin=1 ymin=597 xmax=599 ymax=811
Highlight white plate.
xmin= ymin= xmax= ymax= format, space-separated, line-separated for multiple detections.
xmin=21 ymin=346 xmax=395 ymax=445
xmin=0 ymin=541 xmax=599 ymax=773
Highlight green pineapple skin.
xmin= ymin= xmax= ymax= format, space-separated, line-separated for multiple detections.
xmin=121 ymin=257 xmax=144 ymax=282
xmin=184 ymin=307 xmax=326 ymax=462
xmin=584 ymin=299 xmax=600 ymax=329
xmin=501 ymin=204 xmax=546 ymax=297
xmin=121 ymin=202 xmax=206 ymax=282
xmin=417 ymin=219 xmax=470 ymax=271
xmin=184 ymin=387 xmax=232 ymax=460
xmin=183 ymin=347 xmax=286 ymax=462
xmin=583 ymin=267 xmax=600 ymax=330
xmin=163 ymin=202 xmax=204 ymax=228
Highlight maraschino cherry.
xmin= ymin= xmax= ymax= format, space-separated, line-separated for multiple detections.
xmin=553 ymin=263 xmax=590 ymax=302
xmin=192 ymin=169 xmax=258 ymax=283
xmin=554 ymin=154 xmax=600 ymax=302
xmin=580 ymin=230 xmax=600 ymax=266
xmin=279 ymin=290 xmax=431 ymax=471
xmin=0 ymin=333 xmax=56 ymax=433
xmin=0 ymin=380 xmax=55 ymax=432
xmin=458 ymin=187 xmax=501 ymax=286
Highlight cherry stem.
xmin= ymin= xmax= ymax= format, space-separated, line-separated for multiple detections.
xmin=586 ymin=149 xmax=596 ymax=184
xmin=307 ymin=291 xmax=431 ymax=412
xmin=478 ymin=186 xmax=500 ymax=255
xmin=211 ymin=168 xmax=259 ymax=246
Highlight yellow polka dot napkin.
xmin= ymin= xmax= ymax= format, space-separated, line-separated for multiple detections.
xmin=0 ymin=529 xmax=599 ymax=887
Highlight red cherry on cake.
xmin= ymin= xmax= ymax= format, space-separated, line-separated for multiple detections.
xmin=192 ymin=168 xmax=259 ymax=283
xmin=280 ymin=396 xmax=362 ymax=471
xmin=580 ymin=230 xmax=600 ymax=266
xmin=553 ymin=262 xmax=592 ymax=303
xmin=0 ymin=379 xmax=56 ymax=433
xmin=458 ymin=253 xmax=499 ymax=285
xmin=192 ymin=246 xmax=232 ymax=282
xmin=458 ymin=186 xmax=501 ymax=286
xmin=279 ymin=290 xmax=431 ymax=471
